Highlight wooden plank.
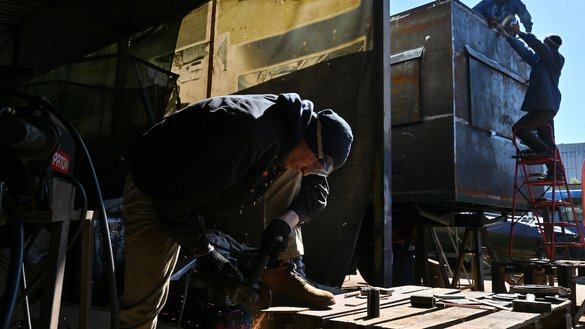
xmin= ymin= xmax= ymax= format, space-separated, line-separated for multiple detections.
xmin=392 ymin=285 xmax=438 ymax=294
xmin=444 ymin=311 xmax=542 ymax=329
xmin=328 ymin=301 xmax=437 ymax=328
xmin=299 ymin=287 xmax=460 ymax=318
xmin=446 ymin=301 xmax=571 ymax=329
xmin=80 ymin=211 xmax=94 ymax=329
xmin=261 ymin=306 xmax=310 ymax=313
xmin=293 ymin=293 xmax=407 ymax=320
xmin=435 ymin=292 xmax=512 ymax=310
xmin=453 ymin=291 xmax=493 ymax=299
xmin=403 ymin=287 xmax=461 ymax=297
xmin=259 ymin=286 xmax=572 ymax=329
xmin=257 ymin=287 xmax=461 ymax=329
xmin=377 ymin=306 xmax=490 ymax=329
xmin=293 ymin=288 xmax=463 ymax=329
xmin=343 ymin=292 xmax=403 ymax=308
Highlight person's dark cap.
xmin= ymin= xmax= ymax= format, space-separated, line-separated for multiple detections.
xmin=304 ymin=109 xmax=353 ymax=171
xmin=545 ymin=34 xmax=562 ymax=49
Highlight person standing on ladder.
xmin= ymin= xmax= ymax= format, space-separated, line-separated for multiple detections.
xmin=497 ymin=22 xmax=565 ymax=180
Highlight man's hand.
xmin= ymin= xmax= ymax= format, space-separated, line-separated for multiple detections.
xmin=488 ymin=16 xmax=498 ymax=28
xmin=509 ymin=22 xmax=520 ymax=36
xmin=195 ymin=248 xmax=243 ymax=289
xmin=260 ymin=218 xmax=292 ymax=261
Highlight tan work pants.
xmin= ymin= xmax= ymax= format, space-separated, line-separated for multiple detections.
xmin=119 ymin=174 xmax=180 ymax=329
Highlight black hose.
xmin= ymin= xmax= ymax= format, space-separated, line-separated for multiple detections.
xmin=0 ymin=196 xmax=24 ymax=329
xmin=0 ymin=88 xmax=120 ymax=328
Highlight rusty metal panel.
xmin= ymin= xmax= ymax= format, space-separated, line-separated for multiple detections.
xmin=391 ymin=48 xmax=423 ymax=125
xmin=452 ymin=0 xmax=536 ymax=210
xmin=391 ymin=1 xmax=453 ymax=119
xmin=390 ymin=0 xmax=455 ymax=207
xmin=468 ymin=48 xmax=525 ymax=136
xmin=392 ymin=118 xmax=455 ymax=203
xmin=454 ymin=125 xmax=516 ymax=208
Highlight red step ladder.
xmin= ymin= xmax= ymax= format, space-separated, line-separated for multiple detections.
xmin=509 ymin=125 xmax=585 ymax=261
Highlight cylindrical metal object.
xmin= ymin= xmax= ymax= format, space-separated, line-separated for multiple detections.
xmin=0 ymin=118 xmax=47 ymax=149
xmin=0 ymin=117 xmax=57 ymax=160
xmin=367 ymin=288 xmax=380 ymax=318
xmin=410 ymin=295 xmax=436 ymax=308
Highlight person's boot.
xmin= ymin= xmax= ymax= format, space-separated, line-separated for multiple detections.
xmin=543 ymin=164 xmax=565 ymax=182
xmin=261 ymin=263 xmax=335 ymax=308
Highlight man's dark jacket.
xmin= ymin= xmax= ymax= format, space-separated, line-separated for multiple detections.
xmin=507 ymin=32 xmax=564 ymax=113
xmin=129 ymin=93 xmax=328 ymax=252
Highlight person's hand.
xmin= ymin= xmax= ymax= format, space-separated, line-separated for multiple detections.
xmin=488 ymin=16 xmax=498 ymax=28
xmin=509 ymin=22 xmax=520 ymax=36
xmin=260 ymin=218 xmax=292 ymax=261
xmin=194 ymin=248 xmax=243 ymax=289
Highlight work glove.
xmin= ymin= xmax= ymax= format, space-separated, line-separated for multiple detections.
xmin=194 ymin=248 xmax=243 ymax=291
xmin=260 ymin=218 xmax=292 ymax=261
xmin=488 ymin=16 xmax=498 ymax=28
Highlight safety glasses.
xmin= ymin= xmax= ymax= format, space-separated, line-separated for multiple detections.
xmin=306 ymin=120 xmax=335 ymax=177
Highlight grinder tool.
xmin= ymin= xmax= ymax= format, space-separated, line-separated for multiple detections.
xmin=226 ymin=239 xmax=278 ymax=311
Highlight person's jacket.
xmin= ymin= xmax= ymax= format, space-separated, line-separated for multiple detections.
xmin=129 ymin=93 xmax=328 ymax=226
xmin=473 ymin=0 xmax=533 ymax=32
xmin=507 ymin=32 xmax=565 ymax=113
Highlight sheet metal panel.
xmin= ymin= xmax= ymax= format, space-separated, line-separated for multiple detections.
xmin=391 ymin=0 xmax=455 ymax=207
xmin=391 ymin=48 xmax=423 ymax=125
xmin=391 ymin=0 xmax=532 ymax=211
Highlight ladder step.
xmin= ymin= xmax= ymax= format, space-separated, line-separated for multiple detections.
xmin=533 ymin=200 xmax=571 ymax=208
xmin=536 ymin=222 xmax=579 ymax=228
xmin=526 ymin=180 xmax=566 ymax=186
xmin=543 ymin=242 xmax=585 ymax=248
xmin=516 ymin=157 xmax=559 ymax=165
xmin=513 ymin=150 xmax=554 ymax=158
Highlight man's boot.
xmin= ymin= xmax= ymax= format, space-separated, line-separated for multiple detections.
xmin=261 ymin=263 xmax=335 ymax=308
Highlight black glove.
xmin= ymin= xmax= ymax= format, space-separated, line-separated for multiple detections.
xmin=194 ymin=248 xmax=243 ymax=290
xmin=260 ymin=218 xmax=292 ymax=261
xmin=488 ymin=16 xmax=498 ymax=28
